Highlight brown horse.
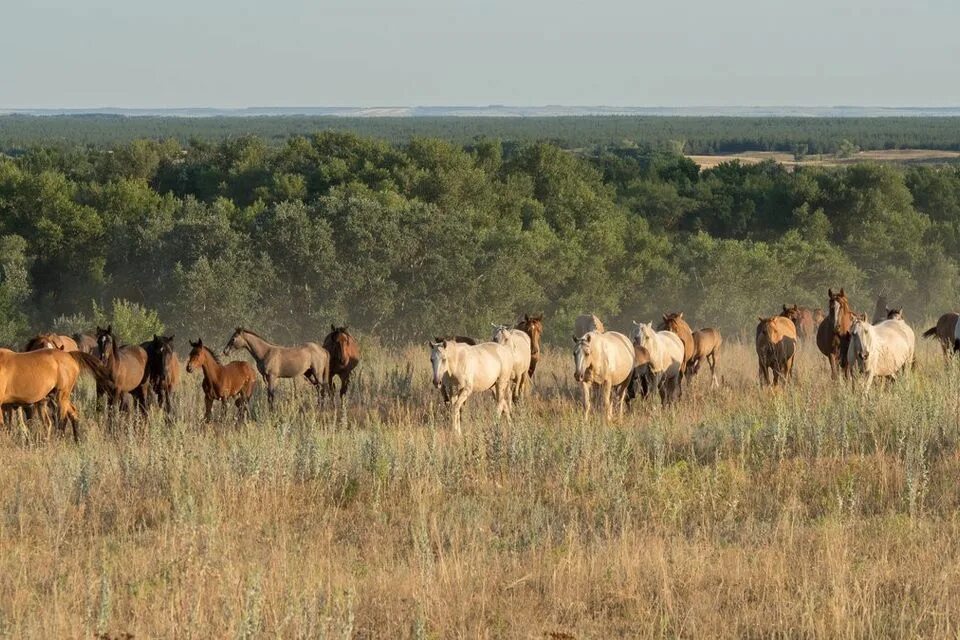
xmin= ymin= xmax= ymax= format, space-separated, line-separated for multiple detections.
xmin=186 ymin=339 xmax=256 ymax=421
xmin=24 ymin=333 xmax=79 ymax=352
xmin=515 ymin=313 xmax=544 ymax=377
xmin=0 ymin=348 xmax=111 ymax=440
xmin=780 ymin=305 xmax=818 ymax=342
xmin=756 ymin=316 xmax=798 ymax=386
xmin=323 ymin=325 xmax=361 ymax=399
xmin=73 ymin=333 xmax=100 ymax=355
xmin=658 ymin=312 xmax=695 ymax=397
xmin=144 ymin=335 xmax=180 ymax=414
xmin=816 ymin=288 xmax=857 ymax=379
xmin=871 ymin=295 xmax=889 ymax=324
xmin=96 ymin=325 xmax=150 ymax=411
xmin=921 ymin=312 xmax=960 ymax=357
xmin=688 ymin=328 xmax=722 ymax=387
xmin=223 ymin=328 xmax=329 ymax=408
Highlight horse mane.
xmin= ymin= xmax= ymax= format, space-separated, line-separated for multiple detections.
xmin=201 ymin=344 xmax=223 ymax=365
xmin=236 ymin=327 xmax=267 ymax=341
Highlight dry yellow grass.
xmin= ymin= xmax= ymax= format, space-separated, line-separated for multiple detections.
xmin=1 ymin=335 xmax=960 ymax=637
xmin=687 ymin=148 xmax=960 ymax=169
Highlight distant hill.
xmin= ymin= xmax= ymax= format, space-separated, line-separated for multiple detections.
xmin=4 ymin=105 xmax=960 ymax=118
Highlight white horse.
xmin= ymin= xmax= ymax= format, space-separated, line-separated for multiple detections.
xmin=631 ymin=321 xmax=685 ymax=404
xmin=429 ymin=340 xmax=514 ymax=435
xmin=492 ymin=324 xmax=532 ymax=402
xmin=572 ymin=330 xmax=634 ymax=421
xmin=847 ymin=317 xmax=915 ymax=393
xmin=574 ymin=314 xmax=605 ymax=338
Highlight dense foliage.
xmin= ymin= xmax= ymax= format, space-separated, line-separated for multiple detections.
xmin=1 ymin=132 xmax=958 ymax=346
xmin=6 ymin=115 xmax=960 ymax=154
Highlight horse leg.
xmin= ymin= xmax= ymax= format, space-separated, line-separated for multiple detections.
xmin=203 ymin=396 xmax=214 ymax=422
xmin=581 ymin=382 xmax=592 ymax=420
xmin=266 ymin=376 xmax=277 ymax=410
xmin=708 ymin=352 xmax=719 ymax=388
xmin=758 ymin=362 xmax=769 ymax=387
xmin=451 ymin=389 xmax=470 ymax=436
xmin=601 ymin=381 xmax=613 ymax=422
xmin=339 ymin=372 xmax=350 ymax=399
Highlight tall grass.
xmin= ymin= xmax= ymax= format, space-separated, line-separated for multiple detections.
xmin=1 ymin=339 xmax=960 ymax=637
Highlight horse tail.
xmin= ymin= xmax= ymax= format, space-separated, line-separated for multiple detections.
xmin=70 ymin=351 xmax=114 ymax=390
xmin=922 ymin=326 xmax=939 ymax=338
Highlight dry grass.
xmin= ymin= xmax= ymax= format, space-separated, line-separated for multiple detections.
xmin=687 ymin=148 xmax=960 ymax=169
xmin=2 ymin=336 xmax=960 ymax=638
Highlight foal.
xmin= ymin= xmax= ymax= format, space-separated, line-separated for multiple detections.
xmin=186 ymin=339 xmax=257 ymax=422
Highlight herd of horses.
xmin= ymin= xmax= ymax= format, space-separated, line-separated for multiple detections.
xmin=0 ymin=325 xmax=360 ymax=438
xmin=429 ymin=290 xmax=960 ymax=431
xmin=2 ymin=290 xmax=960 ymax=439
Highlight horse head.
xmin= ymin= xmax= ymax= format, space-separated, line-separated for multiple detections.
xmin=223 ymin=328 xmax=246 ymax=356
xmin=886 ymin=307 xmax=904 ymax=321
xmin=95 ymin=325 xmax=115 ymax=364
xmin=429 ymin=340 xmax=449 ymax=388
xmin=572 ymin=333 xmax=595 ymax=383
xmin=491 ymin=323 xmax=511 ymax=344
xmin=515 ymin=313 xmax=544 ymax=354
xmin=827 ymin=288 xmax=849 ymax=331
xmin=186 ymin=338 xmax=204 ymax=373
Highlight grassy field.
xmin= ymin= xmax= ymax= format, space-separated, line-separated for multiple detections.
xmin=2 ymin=334 xmax=960 ymax=637
xmin=687 ymin=148 xmax=960 ymax=169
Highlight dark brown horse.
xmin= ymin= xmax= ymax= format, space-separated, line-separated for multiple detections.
xmin=143 ymin=334 xmax=180 ymax=414
xmin=921 ymin=312 xmax=959 ymax=358
xmin=756 ymin=316 xmax=797 ymax=387
xmin=780 ymin=305 xmax=817 ymax=342
xmin=816 ymin=288 xmax=857 ymax=379
xmin=323 ymin=325 xmax=360 ymax=399
xmin=96 ymin=325 xmax=150 ymax=411
xmin=186 ymin=339 xmax=256 ymax=422
xmin=514 ymin=313 xmax=544 ymax=377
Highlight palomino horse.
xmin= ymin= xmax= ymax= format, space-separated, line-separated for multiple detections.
xmin=756 ymin=316 xmax=797 ymax=386
xmin=921 ymin=312 xmax=959 ymax=358
xmin=144 ymin=335 xmax=180 ymax=414
xmin=73 ymin=333 xmax=99 ymax=355
xmin=780 ymin=305 xmax=818 ymax=342
xmin=25 ymin=333 xmax=80 ymax=352
xmin=0 ymin=348 xmax=110 ymax=440
xmin=429 ymin=339 xmax=513 ymax=435
xmin=223 ymin=328 xmax=329 ymax=408
xmin=492 ymin=324 xmax=532 ymax=402
xmin=816 ymin=288 xmax=857 ymax=379
xmin=186 ymin=339 xmax=257 ymax=421
xmin=574 ymin=314 xmax=605 ymax=338
xmin=631 ymin=322 xmax=685 ymax=405
xmin=435 ymin=336 xmax=481 ymax=403
xmin=514 ymin=313 xmax=544 ymax=377
xmin=97 ymin=325 xmax=150 ymax=411
xmin=688 ymin=328 xmax=722 ymax=387
xmin=885 ymin=307 xmax=904 ymax=321
xmin=573 ymin=330 xmax=634 ymax=419
xmin=847 ymin=317 xmax=915 ymax=393
xmin=323 ymin=325 xmax=360 ymax=399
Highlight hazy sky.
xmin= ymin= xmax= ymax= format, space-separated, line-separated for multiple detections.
xmin=4 ymin=0 xmax=959 ymax=108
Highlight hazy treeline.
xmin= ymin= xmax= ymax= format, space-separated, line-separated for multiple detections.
xmin=5 ymin=115 xmax=960 ymax=155
xmin=1 ymin=132 xmax=959 ymax=346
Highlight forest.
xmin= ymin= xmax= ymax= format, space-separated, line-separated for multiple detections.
xmin=1 ymin=129 xmax=960 ymax=346
xmin=5 ymin=114 xmax=960 ymax=154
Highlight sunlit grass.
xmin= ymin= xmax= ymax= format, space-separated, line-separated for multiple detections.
xmin=1 ymin=338 xmax=959 ymax=637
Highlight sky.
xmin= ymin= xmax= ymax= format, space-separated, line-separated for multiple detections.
xmin=3 ymin=0 xmax=959 ymax=108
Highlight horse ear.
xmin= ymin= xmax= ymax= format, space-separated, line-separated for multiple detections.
xmin=572 ymin=335 xmax=579 ymax=344
xmin=106 ymin=324 xmax=112 ymax=333
xmin=828 ymin=288 xmax=834 ymax=298
xmin=783 ymin=305 xmax=788 ymax=312
xmin=839 ymin=288 xmax=845 ymax=296
xmin=662 ymin=314 xmax=668 ymax=322
xmin=677 ymin=312 xmax=683 ymax=319
xmin=154 ymin=334 xmax=160 ymax=341
xmin=331 ymin=324 xmax=336 ymax=332
xmin=524 ymin=314 xmax=530 ymax=322
xmin=535 ymin=313 xmax=543 ymax=321
xmin=897 ymin=308 xmax=903 ymax=315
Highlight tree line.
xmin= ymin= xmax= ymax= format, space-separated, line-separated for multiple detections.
xmin=1 ymin=132 xmax=959 ymax=347
xmin=6 ymin=114 xmax=960 ymax=155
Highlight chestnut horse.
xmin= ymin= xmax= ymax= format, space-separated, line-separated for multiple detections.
xmin=688 ymin=328 xmax=722 ymax=387
xmin=144 ymin=334 xmax=180 ymax=414
xmin=96 ymin=325 xmax=150 ymax=411
xmin=24 ymin=333 xmax=79 ymax=352
xmin=780 ymin=305 xmax=817 ymax=342
xmin=186 ymin=339 xmax=256 ymax=421
xmin=921 ymin=312 xmax=959 ymax=358
xmin=515 ymin=313 xmax=544 ymax=378
xmin=756 ymin=316 xmax=797 ymax=386
xmin=816 ymin=288 xmax=857 ymax=379
xmin=0 ymin=348 xmax=111 ymax=440
xmin=322 ymin=325 xmax=360 ymax=399
xmin=223 ymin=328 xmax=329 ymax=408
xmin=658 ymin=312 xmax=695 ymax=395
